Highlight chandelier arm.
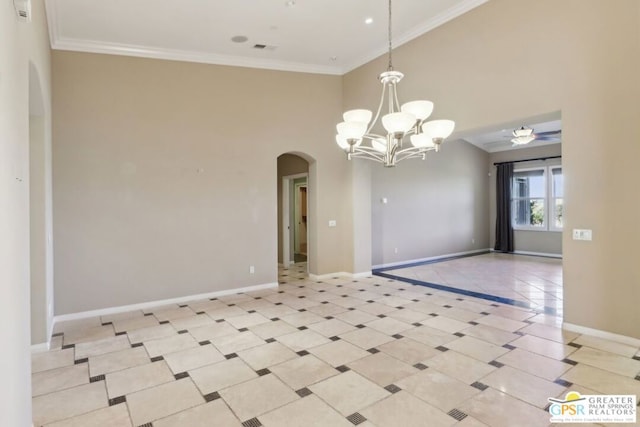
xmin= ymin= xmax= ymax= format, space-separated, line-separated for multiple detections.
xmin=349 ymin=149 xmax=385 ymax=163
xmin=395 ymin=146 xmax=434 ymax=156
xmin=395 ymin=150 xmax=428 ymax=163
xmin=392 ymin=82 xmax=401 ymax=112
xmin=367 ymin=81 xmax=388 ymax=135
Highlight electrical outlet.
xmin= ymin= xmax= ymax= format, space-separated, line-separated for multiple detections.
xmin=328 ymin=220 xmax=337 ymax=227
xmin=249 ymin=265 xmax=255 ymax=274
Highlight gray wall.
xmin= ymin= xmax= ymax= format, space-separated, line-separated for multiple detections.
xmin=489 ymin=144 xmax=562 ymax=255
xmin=371 ymin=140 xmax=490 ymax=267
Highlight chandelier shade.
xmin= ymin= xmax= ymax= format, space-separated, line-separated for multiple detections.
xmin=382 ymin=112 xmax=416 ymax=134
xmin=334 ymin=0 xmax=455 ymax=167
xmin=401 ymin=100 xmax=434 ymax=121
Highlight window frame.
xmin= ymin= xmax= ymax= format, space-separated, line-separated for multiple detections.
xmin=549 ymin=166 xmax=563 ymax=232
xmin=510 ymin=165 xmax=563 ymax=232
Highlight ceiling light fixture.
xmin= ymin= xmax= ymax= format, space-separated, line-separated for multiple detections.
xmin=365 ymin=17 xmax=374 ymax=24
xmin=335 ymin=0 xmax=455 ymax=167
xmin=511 ymin=126 xmax=536 ymax=145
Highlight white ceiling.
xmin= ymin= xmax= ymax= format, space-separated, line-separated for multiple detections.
xmin=45 ymin=0 xmax=488 ymax=75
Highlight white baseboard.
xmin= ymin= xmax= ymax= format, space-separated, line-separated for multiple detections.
xmin=309 ymin=271 xmax=373 ymax=281
xmin=53 ymin=282 xmax=278 ymax=324
xmin=512 ymin=250 xmax=562 ymax=259
xmin=31 ymin=342 xmax=50 ymax=353
xmin=352 ymin=271 xmax=373 ymax=279
xmin=372 ymin=249 xmax=490 ymax=270
xmin=563 ymin=322 xmax=640 ymax=347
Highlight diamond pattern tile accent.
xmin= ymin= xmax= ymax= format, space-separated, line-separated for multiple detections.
xmin=296 ymin=387 xmax=312 ymax=398
xmin=74 ymin=358 xmax=88 ymax=364
xmin=109 ymin=395 xmax=126 ymax=406
xmin=346 ymin=412 xmax=367 ymax=425
xmin=367 ymin=348 xmax=380 ymax=354
xmin=131 ymin=342 xmax=144 ymax=348
xmin=502 ymin=344 xmax=516 ymax=350
xmin=256 ymin=368 xmax=271 ymax=376
xmin=225 ymin=353 xmax=238 ymax=360
xmin=453 ymin=332 xmax=465 ymax=338
xmin=336 ymin=365 xmax=350 ymax=373
xmin=435 ymin=346 xmax=449 ymax=352
xmin=265 ymin=338 xmax=276 ymax=343
xmin=330 ymin=336 xmax=341 ymax=341
xmin=554 ymin=378 xmax=573 ymax=387
xmin=384 ymin=384 xmax=402 ymax=394
xmin=89 ymin=375 xmax=105 ymax=383
xmin=204 ymin=391 xmax=221 ymax=402
xmin=488 ymin=360 xmax=504 ymax=368
xmin=561 ymin=358 xmax=578 ymax=366
xmin=392 ymin=334 xmax=404 ymax=339
xmin=150 ymin=356 xmax=164 ymax=362
xmin=297 ymin=350 xmax=309 ymax=356
xmin=567 ymin=342 xmax=582 ymax=348
xmin=447 ymin=408 xmax=468 ymax=421
xmin=174 ymin=372 xmax=189 ymax=380
xmin=413 ymin=363 xmax=428 ymax=370
xmin=470 ymin=381 xmax=488 ymax=391
xmin=199 ymin=340 xmax=211 ymax=346
xmin=242 ymin=417 xmax=262 ymax=427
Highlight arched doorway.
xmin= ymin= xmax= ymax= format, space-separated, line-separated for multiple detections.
xmin=277 ymin=153 xmax=310 ymax=270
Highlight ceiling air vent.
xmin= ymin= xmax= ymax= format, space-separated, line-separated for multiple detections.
xmin=253 ymin=44 xmax=277 ymax=51
xmin=14 ymin=0 xmax=31 ymax=22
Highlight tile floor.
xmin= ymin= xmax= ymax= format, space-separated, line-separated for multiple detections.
xmin=379 ymin=253 xmax=563 ymax=315
xmin=32 ymin=262 xmax=640 ymax=427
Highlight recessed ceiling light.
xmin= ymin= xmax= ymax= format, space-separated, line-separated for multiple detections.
xmin=330 ymin=56 xmax=337 ymax=61
xmin=285 ymin=1 xmax=295 ymax=7
xmin=365 ymin=17 xmax=373 ymax=24
xmin=231 ymin=35 xmax=248 ymax=43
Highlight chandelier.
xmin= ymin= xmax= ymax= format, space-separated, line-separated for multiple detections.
xmin=335 ymin=0 xmax=455 ymax=167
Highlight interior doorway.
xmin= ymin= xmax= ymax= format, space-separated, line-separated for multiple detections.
xmin=277 ymin=154 xmax=310 ymax=270
xmin=293 ymin=179 xmax=307 ymax=262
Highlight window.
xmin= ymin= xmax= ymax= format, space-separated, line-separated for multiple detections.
xmin=511 ymin=166 xmax=563 ymax=231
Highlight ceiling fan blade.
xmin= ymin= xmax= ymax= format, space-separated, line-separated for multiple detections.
xmin=534 ymin=130 xmax=561 ymax=137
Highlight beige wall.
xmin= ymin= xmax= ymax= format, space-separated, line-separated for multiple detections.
xmin=0 ymin=0 xmax=52 ymax=424
xmin=277 ymin=154 xmax=309 ymax=264
xmin=53 ymin=51 xmax=347 ymax=314
xmin=489 ymin=144 xmax=563 ymax=255
xmin=369 ymin=140 xmax=490 ymax=267
xmin=344 ymin=0 xmax=640 ymax=338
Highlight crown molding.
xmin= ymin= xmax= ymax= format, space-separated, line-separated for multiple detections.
xmin=45 ymin=0 xmax=489 ymax=76
xmin=50 ymin=37 xmax=344 ymax=75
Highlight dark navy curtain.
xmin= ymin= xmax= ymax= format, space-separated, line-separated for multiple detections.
xmin=494 ymin=163 xmax=514 ymax=252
